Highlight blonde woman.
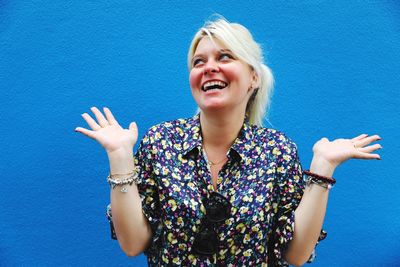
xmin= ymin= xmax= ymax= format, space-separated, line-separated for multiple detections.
xmin=75 ymin=18 xmax=381 ymax=266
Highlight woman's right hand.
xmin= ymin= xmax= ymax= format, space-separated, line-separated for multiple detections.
xmin=75 ymin=107 xmax=138 ymax=157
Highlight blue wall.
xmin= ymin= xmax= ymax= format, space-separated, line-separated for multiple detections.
xmin=1 ymin=1 xmax=399 ymax=266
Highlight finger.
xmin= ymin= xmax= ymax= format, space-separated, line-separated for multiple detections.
xmin=81 ymin=113 xmax=101 ymax=130
xmin=354 ymin=151 xmax=381 ymax=160
xmin=91 ymin=106 xmax=110 ymax=127
xmin=355 ymin=135 xmax=381 ymax=148
xmin=75 ymin=127 xmax=97 ymax=139
xmin=103 ymin=107 xmax=119 ymax=125
xmin=351 ymin=134 xmax=368 ymax=142
xmin=358 ymin=144 xmax=382 ymax=153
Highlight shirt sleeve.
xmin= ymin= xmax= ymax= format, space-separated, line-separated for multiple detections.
xmin=105 ymin=127 xmax=163 ymax=257
xmin=135 ymin=131 xmax=163 ymax=257
xmin=268 ymin=139 xmax=327 ymax=266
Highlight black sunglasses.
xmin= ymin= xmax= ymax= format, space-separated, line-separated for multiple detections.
xmin=192 ymin=191 xmax=232 ymax=256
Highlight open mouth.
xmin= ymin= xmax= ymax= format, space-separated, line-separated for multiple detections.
xmin=201 ymin=81 xmax=228 ymax=92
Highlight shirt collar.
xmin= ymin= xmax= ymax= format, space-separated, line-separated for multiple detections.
xmin=229 ymin=117 xmax=254 ymax=163
xmin=181 ymin=113 xmax=202 ymax=159
xmin=181 ymin=113 xmax=255 ymax=162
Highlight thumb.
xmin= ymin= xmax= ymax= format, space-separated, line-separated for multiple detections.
xmin=129 ymin=122 xmax=138 ymax=136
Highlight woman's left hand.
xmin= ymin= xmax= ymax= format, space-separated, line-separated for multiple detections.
xmin=312 ymin=134 xmax=382 ymax=171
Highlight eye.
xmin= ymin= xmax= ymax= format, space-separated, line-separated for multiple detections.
xmin=192 ymin=58 xmax=204 ymax=67
xmin=219 ymin=53 xmax=234 ymax=61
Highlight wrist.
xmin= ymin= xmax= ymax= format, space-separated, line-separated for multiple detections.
xmin=109 ymin=162 xmax=136 ymax=176
xmin=108 ymin=150 xmax=135 ymax=175
xmin=309 ymin=155 xmax=337 ymax=177
xmin=107 ymin=146 xmax=133 ymax=158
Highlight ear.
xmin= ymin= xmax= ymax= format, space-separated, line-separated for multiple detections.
xmin=249 ymin=69 xmax=260 ymax=93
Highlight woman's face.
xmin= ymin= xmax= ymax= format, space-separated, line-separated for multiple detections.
xmin=189 ymin=37 xmax=256 ymax=115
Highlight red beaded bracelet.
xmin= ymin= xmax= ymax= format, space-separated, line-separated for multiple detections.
xmin=303 ymin=170 xmax=336 ymax=185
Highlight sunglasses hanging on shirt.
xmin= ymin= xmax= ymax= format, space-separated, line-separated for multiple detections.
xmin=192 ymin=191 xmax=232 ymax=255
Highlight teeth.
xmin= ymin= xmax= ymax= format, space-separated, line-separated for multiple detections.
xmin=202 ymin=81 xmax=228 ymax=91
xmin=204 ymin=81 xmax=227 ymax=88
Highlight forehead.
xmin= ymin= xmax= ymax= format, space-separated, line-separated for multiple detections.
xmin=194 ymin=36 xmax=229 ymax=55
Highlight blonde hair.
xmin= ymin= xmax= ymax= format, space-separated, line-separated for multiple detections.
xmin=188 ymin=17 xmax=274 ymax=126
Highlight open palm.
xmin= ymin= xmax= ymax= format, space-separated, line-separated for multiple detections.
xmin=312 ymin=134 xmax=381 ymax=168
xmin=75 ymin=107 xmax=138 ymax=155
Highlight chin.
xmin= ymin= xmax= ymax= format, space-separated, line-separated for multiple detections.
xmin=199 ymin=103 xmax=229 ymax=112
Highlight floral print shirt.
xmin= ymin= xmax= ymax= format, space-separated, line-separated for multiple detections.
xmin=107 ymin=113 xmax=326 ymax=266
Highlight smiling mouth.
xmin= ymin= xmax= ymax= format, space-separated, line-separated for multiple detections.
xmin=201 ymin=81 xmax=228 ymax=92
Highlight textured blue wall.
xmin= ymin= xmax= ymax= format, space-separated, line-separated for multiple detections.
xmin=1 ymin=1 xmax=399 ymax=266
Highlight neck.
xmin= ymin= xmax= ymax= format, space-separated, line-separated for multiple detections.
xmin=200 ymin=108 xmax=246 ymax=151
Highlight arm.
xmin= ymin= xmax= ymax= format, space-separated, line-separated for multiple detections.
xmin=284 ymin=134 xmax=381 ymax=266
xmin=108 ymin=152 xmax=153 ymax=256
xmin=75 ymin=107 xmax=152 ymax=256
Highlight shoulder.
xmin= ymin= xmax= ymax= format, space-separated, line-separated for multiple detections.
xmin=250 ymin=125 xmax=298 ymax=158
xmin=148 ymin=117 xmax=194 ymax=135
xmin=252 ymin=125 xmax=297 ymax=150
xmin=141 ymin=117 xmax=196 ymax=144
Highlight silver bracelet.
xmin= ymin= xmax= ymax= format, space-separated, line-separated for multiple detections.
xmin=306 ymin=176 xmax=333 ymax=190
xmin=107 ymin=170 xmax=140 ymax=192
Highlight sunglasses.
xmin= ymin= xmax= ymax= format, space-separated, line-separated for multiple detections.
xmin=192 ymin=191 xmax=232 ymax=256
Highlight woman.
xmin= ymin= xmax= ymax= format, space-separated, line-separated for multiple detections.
xmin=75 ymin=18 xmax=381 ymax=266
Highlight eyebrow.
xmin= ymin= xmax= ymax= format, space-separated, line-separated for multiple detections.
xmin=191 ymin=49 xmax=234 ymax=64
xmin=220 ymin=49 xmax=232 ymax=53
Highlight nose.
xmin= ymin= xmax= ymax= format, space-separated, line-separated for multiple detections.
xmin=203 ymin=60 xmax=219 ymax=75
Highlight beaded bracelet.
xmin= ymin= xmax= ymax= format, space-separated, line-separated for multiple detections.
xmin=107 ymin=170 xmax=140 ymax=193
xmin=303 ymin=170 xmax=336 ymax=185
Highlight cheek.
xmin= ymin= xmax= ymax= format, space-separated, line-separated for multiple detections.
xmin=221 ymin=66 xmax=249 ymax=87
xmin=189 ymin=69 xmax=202 ymax=90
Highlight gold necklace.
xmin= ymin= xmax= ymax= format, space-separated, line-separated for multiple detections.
xmin=208 ymin=156 xmax=227 ymax=166
xmin=203 ymin=147 xmax=227 ymax=166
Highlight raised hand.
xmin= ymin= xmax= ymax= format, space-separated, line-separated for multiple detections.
xmin=312 ymin=134 xmax=382 ymax=170
xmin=75 ymin=107 xmax=138 ymax=156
